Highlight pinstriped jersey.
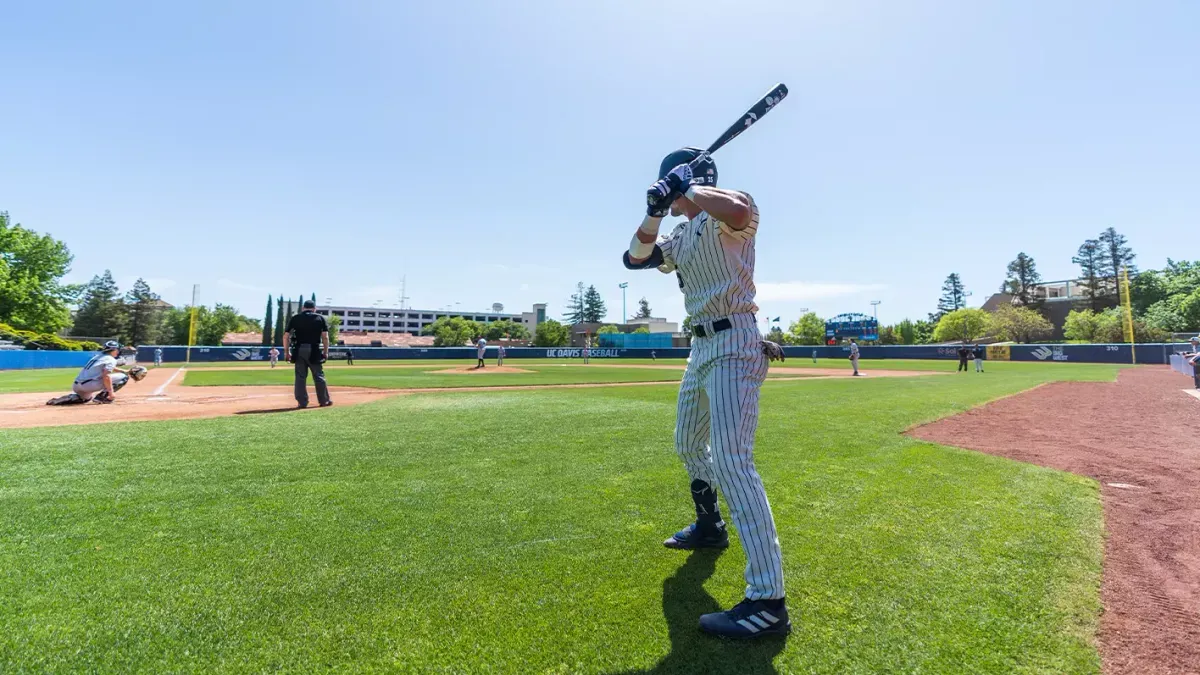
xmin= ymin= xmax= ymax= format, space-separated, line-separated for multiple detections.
xmin=657 ymin=193 xmax=759 ymax=324
xmin=75 ymin=354 xmax=118 ymax=385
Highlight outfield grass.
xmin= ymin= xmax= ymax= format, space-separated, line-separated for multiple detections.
xmin=0 ymin=366 xmax=1112 ymax=673
xmin=182 ymin=365 xmax=700 ymax=389
xmin=0 ymin=367 xmax=79 ymax=393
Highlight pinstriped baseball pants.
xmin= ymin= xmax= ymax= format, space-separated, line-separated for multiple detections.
xmin=675 ymin=314 xmax=785 ymax=600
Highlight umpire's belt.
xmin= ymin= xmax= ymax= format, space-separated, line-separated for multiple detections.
xmin=692 ymin=318 xmax=732 ymax=338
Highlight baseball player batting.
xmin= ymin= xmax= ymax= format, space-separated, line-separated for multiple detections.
xmin=624 ymin=147 xmax=789 ymax=639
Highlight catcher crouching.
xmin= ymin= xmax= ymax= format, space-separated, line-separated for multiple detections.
xmin=46 ymin=341 xmax=148 ymax=405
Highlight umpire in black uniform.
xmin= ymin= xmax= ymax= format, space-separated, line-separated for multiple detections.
xmin=283 ymin=300 xmax=332 ymax=408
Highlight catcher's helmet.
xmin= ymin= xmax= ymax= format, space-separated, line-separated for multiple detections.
xmin=101 ymin=340 xmax=121 ymax=352
xmin=658 ymin=147 xmax=717 ymax=186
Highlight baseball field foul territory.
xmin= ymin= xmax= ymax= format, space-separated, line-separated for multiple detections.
xmin=624 ymin=85 xmax=791 ymax=639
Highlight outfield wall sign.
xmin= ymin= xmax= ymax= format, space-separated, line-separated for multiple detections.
xmin=544 ymin=348 xmax=621 ymax=358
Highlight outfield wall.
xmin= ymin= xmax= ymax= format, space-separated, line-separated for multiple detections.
xmin=0 ymin=351 xmax=95 ymax=370
xmin=133 ymin=343 xmax=1182 ymax=365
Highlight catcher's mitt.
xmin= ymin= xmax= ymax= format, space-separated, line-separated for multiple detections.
xmin=128 ymin=366 xmax=148 ymax=382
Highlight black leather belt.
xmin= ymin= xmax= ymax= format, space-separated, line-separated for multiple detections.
xmin=692 ymin=318 xmax=732 ymax=338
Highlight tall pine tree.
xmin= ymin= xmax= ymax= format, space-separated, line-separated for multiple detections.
xmin=71 ymin=270 xmax=128 ymax=340
xmin=563 ymin=282 xmax=586 ymax=324
xmin=635 ymin=297 xmax=653 ymax=319
xmin=273 ymin=296 xmax=285 ymax=346
xmin=125 ymin=278 xmax=164 ymax=346
xmin=311 ymin=292 xmax=317 ymax=304
xmin=1002 ymin=252 xmax=1042 ymax=306
xmin=1072 ymin=239 xmax=1104 ymax=311
xmin=1098 ymin=227 xmax=1136 ymax=298
xmin=262 ymin=294 xmax=274 ymax=345
xmin=582 ymin=285 xmax=607 ymax=323
xmin=933 ymin=273 xmax=966 ymax=320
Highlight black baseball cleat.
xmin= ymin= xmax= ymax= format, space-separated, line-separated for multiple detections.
xmin=320 ymin=401 xmax=333 ymax=407
xmin=664 ymin=522 xmax=729 ymax=550
xmin=93 ymin=392 xmax=115 ymax=404
xmin=700 ymin=597 xmax=790 ymax=639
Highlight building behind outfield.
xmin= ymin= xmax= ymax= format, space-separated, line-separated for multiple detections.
xmin=313 ymin=303 xmax=547 ymax=335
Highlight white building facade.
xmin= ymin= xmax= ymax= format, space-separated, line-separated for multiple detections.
xmin=314 ymin=303 xmax=547 ymax=335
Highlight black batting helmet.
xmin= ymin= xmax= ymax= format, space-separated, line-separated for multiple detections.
xmin=658 ymin=147 xmax=717 ymax=186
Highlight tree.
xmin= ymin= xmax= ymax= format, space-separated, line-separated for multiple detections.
xmin=932 ymin=308 xmax=990 ymax=343
xmin=913 ymin=319 xmax=935 ymax=344
xmin=327 ymin=314 xmax=341 ymax=344
xmin=262 ymin=295 xmax=274 ymax=345
xmin=71 ymin=271 xmax=127 ymax=340
xmin=285 ymin=298 xmax=294 ymax=324
xmin=1063 ymin=309 xmax=1107 ymax=343
xmin=0 ymin=211 xmax=78 ymax=333
xmin=786 ymin=312 xmax=825 ymax=345
xmin=632 ymin=326 xmax=650 ymax=334
xmin=193 ymin=304 xmax=244 ymax=345
xmin=273 ymin=297 xmax=285 ymax=346
xmin=582 ymin=285 xmax=607 ymax=323
xmin=1130 ymin=270 xmax=1169 ymax=315
xmin=532 ymin=318 xmax=570 ymax=347
xmin=935 ymin=273 xmax=966 ymax=319
xmin=634 ymin=297 xmax=653 ymax=319
xmin=1098 ymin=227 xmax=1136 ymax=298
xmin=878 ymin=326 xmax=898 ymax=345
xmin=989 ymin=306 xmax=1053 ymax=343
xmin=766 ymin=326 xmax=786 ymax=344
xmin=311 ymin=292 xmax=317 ymax=304
xmin=1141 ymin=301 xmax=1187 ymax=334
xmin=1072 ymin=239 xmax=1105 ymax=311
xmin=422 ymin=316 xmax=484 ymax=346
xmin=597 ymin=324 xmax=620 ymax=334
xmin=896 ymin=319 xmax=916 ymax=345
xmin=563 ymin=282 xmax=586 ymax=325
xmin=484 ymin=319 xmax=531 ymax=341
xmin=1002 ymin=253 xmax=1042 ymax=306
xmin=1177 ymin=288 xmax=1200 ymax=332
xmin=125 ymin=278 xmax=165 ymax=346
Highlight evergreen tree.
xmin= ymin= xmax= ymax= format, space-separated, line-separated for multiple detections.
xmin=273 ymin=297 xmax=285 ymax=346
xmin=1002 ymin=252 xmax=1042 ymax=306
xmin=311 ymin=292 xmax=317 ymax=304
xmin=71 ymin=271 xmax=128 ymax=340
xmin=563 ymin=282 xmax=586 ymax=324
xmin=634 ymin=297 xmax=653 ymax=319
xmin=1072 ymin=239 xmax=1104 ymax=311
xmin=262 ymin=295 xmax=274 ymax=345
xmin=1098 ymin=227 xmax=1136 ymax=297
xmin=934 ymin=273 xmax=966 ymax=320
xmin=285 ymin=298 xmax=294 ymax=324
xmin=125 ymin=278 xmax=165 ymax=346
xmin=582 ymin=285 xmax=607 ymax=323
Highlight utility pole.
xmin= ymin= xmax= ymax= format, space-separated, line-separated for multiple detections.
xmin=619 ymin=282 xmax=628 ymax=323
xmin=870 ymin=300 xmax=881 ymax=323
xmin=398 ymin=276 xmax=410 ymax=310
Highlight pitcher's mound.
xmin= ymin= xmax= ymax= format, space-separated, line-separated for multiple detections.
xmin=427 ymin=366 xmax=534 ymax=375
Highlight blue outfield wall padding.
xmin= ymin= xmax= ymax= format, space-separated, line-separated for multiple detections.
xmin=135 ymin=343 xmax=1174 ymax=365
xmin=0 ymin=351 xmax=95 ymax=370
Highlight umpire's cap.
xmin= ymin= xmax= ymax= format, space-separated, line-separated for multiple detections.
xmin=658 ymin=147 xmax=717 ymax=187
xmin=302 ymin=300 xmax=316 ymax=310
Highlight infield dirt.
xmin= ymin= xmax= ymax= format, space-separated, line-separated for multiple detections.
xmin=910 ymin=366 xmax=1200 ymax=675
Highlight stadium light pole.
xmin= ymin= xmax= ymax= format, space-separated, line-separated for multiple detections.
xmin=870 ymin=300 xmax=881 ymax=322
xmin=619 ymin=282 xmax=629 ymax=323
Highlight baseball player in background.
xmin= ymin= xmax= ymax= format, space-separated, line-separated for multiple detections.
xmin=497 ymin=344 xmax=506 ymax=367
xmin=1185 ymin=336 xmax=1200 ymax=389
xmin=624 ymin=147 xmax=789 ymax=639
xmin=46 ymin=341 xmax=146 ymax=405
xmin=583 ymin=343 xmax=591 ymax=365
xmin=268 ymin=346 xmax=280 ymax=368
xmin=849 ymin=338 xmax=860 ymax=376
xmin=476 ymin=337 xmax=487 ymax=369
xmin=153 ymin=347 xmax=163 ymax=367
xmin=974 ymin=344 xmax=985 ymax=373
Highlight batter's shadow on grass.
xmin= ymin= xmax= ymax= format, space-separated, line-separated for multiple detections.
xmin=609 ymin=550 xmax=785 ymax=675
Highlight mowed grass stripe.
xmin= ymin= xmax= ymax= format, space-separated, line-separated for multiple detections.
xmin=0 ymin=367 xmax=1111 ymax=673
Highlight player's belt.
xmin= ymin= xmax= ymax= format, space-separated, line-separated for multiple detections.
xmin=692 ymin=318 xmax=733 ymax=338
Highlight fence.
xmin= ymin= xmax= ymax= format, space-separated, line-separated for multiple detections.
xmin=130 ymin=343 xmax=1192 ymax=365
xmin=597 ymin=333 xmax=674 ymax=349
xmin=1170 ymin=354 xmax=1195 ymax=378
xmin=0 ymin=351 xmax=96 ymax=370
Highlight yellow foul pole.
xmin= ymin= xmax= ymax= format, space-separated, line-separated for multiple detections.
xmin=1119 ymin=267 xmax=1135 ymax=364
xmin=187 ymin=284 xmax=199 ymax=364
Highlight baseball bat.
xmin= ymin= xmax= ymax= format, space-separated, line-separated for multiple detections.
xmin=691 ymin=83 xmax=788 ymax=167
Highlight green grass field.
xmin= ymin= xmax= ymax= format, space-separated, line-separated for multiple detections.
xmin=0 ymin=362 xmax=1116 ymax=673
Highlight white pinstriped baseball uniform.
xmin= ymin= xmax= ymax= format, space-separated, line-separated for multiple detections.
xmin=655 ymin=194 xmax=785 ymax=601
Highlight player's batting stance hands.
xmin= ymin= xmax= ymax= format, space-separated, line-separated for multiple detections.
xmin=762 ymin=340 xmax=785 ymax=362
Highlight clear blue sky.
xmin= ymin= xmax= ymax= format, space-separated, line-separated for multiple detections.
xmin=2 ymin=0 xmax=1196 ymax=327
